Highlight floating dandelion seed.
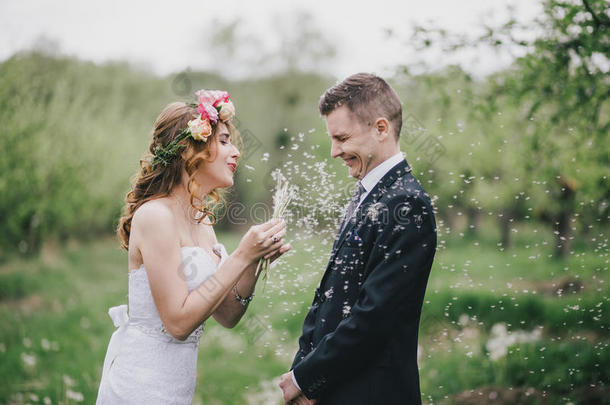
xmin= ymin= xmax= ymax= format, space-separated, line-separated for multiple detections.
xmin=249 ymin=131 xmax=365 ymax=298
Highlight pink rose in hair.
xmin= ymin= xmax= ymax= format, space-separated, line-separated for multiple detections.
xmin=212 ymin=91 xmax=230 ymax=106
xmin=198 ymin=103 xmax=219 ymax=124
xmin=196 ymin=90 xmax=230 ymax=106
xmin=195 ymin=90 xmax=215 ymax=105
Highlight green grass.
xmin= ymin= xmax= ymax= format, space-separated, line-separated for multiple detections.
xmin=419 ymin=339 xmax=610 ymax=404
xmin=0 ymin=223 xmax=608 ymax=404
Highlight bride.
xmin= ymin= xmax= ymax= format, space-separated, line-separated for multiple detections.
xmin=96 ymin=90 xmax=289 ymax=404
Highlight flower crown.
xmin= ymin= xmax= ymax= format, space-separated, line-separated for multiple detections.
xmin=151 ymin=90 xmax=236 ymax=167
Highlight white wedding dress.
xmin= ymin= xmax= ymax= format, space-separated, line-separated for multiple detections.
xmin=96 ymin=244 xmax=228 ymax=404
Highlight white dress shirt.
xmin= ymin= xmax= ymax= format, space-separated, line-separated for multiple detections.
xmin=291 ymin=152 xmax=406 ymax=392
xmin=357 ymin=152 xmax=405 ymax=208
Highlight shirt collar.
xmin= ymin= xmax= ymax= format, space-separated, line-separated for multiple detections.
xmin=360 ymin=152 xmax=405 ymax=193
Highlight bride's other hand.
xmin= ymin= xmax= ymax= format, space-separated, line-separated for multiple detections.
xmin=235 ymin=218 xmax=286 ymax=264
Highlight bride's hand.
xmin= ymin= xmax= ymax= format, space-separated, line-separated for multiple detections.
xmin=235 ymin=218 xmax=287 ymax=264
xmin=264 ymin=241 xmax=291 ymax=263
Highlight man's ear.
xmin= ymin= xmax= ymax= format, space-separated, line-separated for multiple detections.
xmin=373 ymin=117 xmax=391 ymax=141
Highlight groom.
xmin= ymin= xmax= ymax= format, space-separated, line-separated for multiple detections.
xmin=279 ymin=73 xmax=437 ymax=404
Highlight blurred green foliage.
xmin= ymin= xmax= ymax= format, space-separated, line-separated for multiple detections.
xmin=401 ymin=0 xmax=609 ymax=257
xmin=0 ymin=53 xmax=175 ymax=254
xmin=0 ymin=0 xmax=607 ymax=263
xmin=0 ymin=51 xmax=335 ymax=255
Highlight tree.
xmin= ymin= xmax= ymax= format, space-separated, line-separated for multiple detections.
xmin=402 ymin=0 xmax=609 ymax=258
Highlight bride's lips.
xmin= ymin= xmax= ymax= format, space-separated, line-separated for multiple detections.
xmin=227 ymin=163 xmax=236 ymax=172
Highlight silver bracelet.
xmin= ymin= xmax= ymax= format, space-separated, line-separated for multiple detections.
xmin=233 ymin=284 xmax=254 ymax=306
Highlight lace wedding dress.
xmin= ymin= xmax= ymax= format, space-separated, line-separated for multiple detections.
xmin=96 ymin=244 xmax=228 ymax=404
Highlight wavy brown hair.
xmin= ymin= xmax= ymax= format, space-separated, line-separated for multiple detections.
xmin=117 ymin=102 xmax=241 ymax=250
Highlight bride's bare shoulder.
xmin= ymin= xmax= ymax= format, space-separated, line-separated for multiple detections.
xmin=132 ymin=198 xmax=175 ymax=231
xmin=128 ymin=199 xmax=180 ymax=268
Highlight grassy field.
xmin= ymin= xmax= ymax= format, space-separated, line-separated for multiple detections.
xmin=0 ymin=220 xmax=608 ymax=404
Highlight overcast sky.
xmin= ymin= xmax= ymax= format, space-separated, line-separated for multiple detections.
xmin=0 ymin=0 xmax=542 ymax=79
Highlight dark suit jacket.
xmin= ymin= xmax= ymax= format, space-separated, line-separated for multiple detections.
xmin=291 ymin=159 xmax=437 ymax=404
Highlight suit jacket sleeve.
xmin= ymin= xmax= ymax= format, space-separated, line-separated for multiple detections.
xmin=292 ymin=194 xmax=437 ymax=399
xmin=291 ymin=291 xmax=319 ymax=369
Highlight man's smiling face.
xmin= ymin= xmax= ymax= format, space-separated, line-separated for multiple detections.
xmin=326 ymin=105 xmax=379 ymax=179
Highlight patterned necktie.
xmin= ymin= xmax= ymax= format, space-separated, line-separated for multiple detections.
xmin=339 ymin=181 xmax=366 ymax=233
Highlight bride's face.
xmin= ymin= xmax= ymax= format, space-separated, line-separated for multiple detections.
xmin=193 ymin=122 xmax=240 ymax=190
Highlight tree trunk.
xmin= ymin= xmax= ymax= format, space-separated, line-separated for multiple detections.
xmin=498 ymin=209 xmax=511 ymax=249
xmin=466 ymin=206 xmax=481 ymax=237
xmin=554 ymin=175 xmax=578 ymax=259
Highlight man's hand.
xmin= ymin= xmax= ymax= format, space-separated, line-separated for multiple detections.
xmin=289 ymin=394 xmax=318 ymax=405
xmin=279 ymin=371 xmax=301 ymax=404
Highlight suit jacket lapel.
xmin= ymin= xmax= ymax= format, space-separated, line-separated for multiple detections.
xmin=320 ymin=159 xmax=412 ymax=289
